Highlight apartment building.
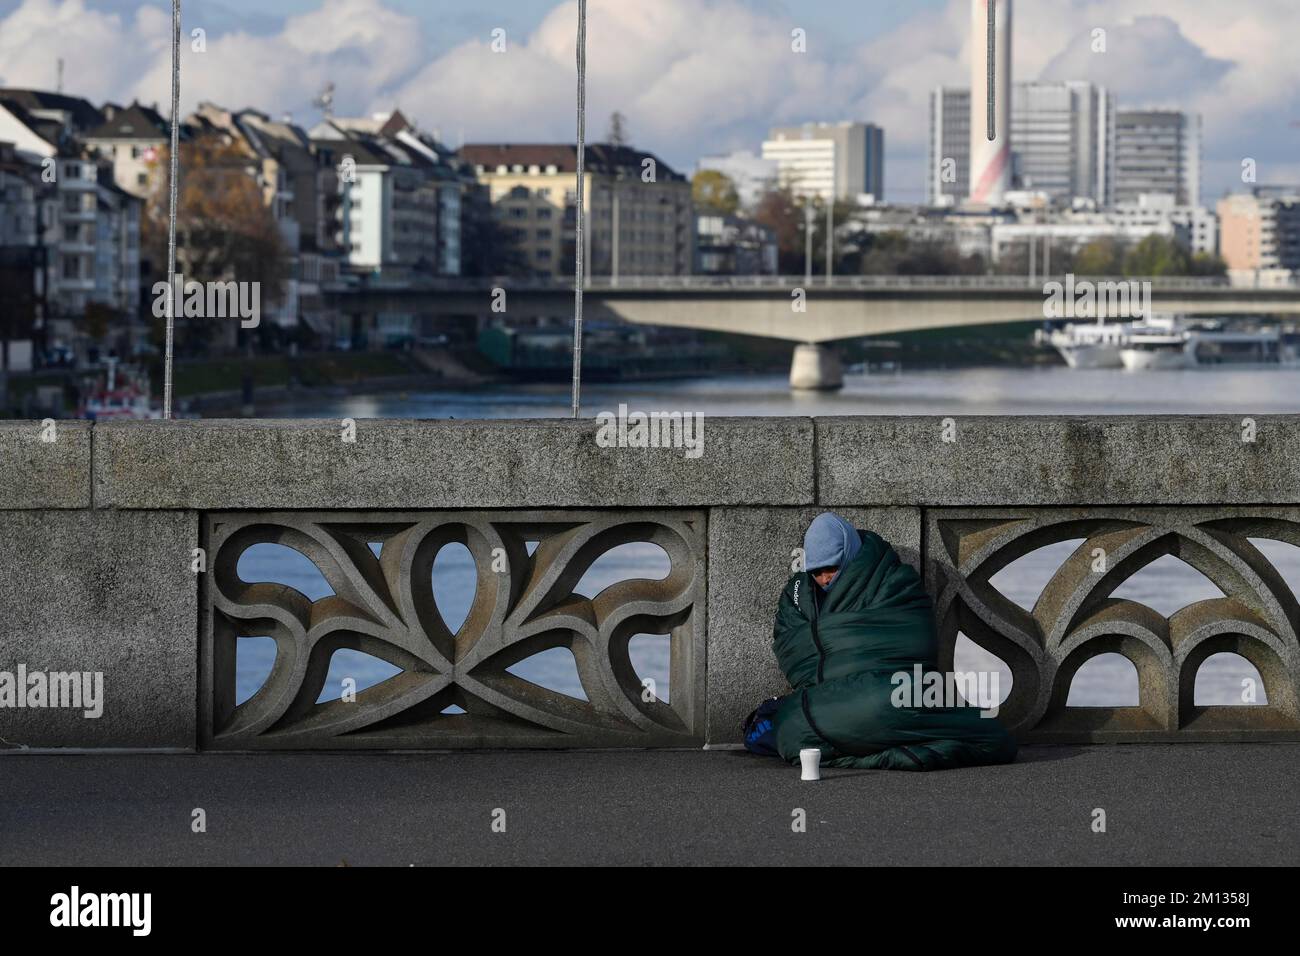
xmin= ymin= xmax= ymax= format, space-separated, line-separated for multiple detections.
xmin=82 ymin=101 xmax=169 ymax=198
xmin=0 ymin=141 xmax=43 ymax=371
xmin=1112 ymin=110 xmax=1201 ymax=207
xmin=0 ymin=90 xmax=142 ymax=357
xmin=1217 ymin=188 xmax=1300 ymax=280
xmin=460 ymin=143 xmax=694 ymax=278
xmin=313 ymin=112 xmax=462 ymax=280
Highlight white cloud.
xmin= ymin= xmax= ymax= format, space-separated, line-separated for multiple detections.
xmin=0 ymin=0 xmax=422 ymax=120
xmin=2 ymin=0 xmax=1298 ymax=198
xmin=0 ymin=0 xmax=165 ymax=96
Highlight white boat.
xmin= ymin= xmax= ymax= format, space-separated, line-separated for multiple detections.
xmin=1037 ymin=319 xmax=1129 ymax=369
xmin=1042 ymin=313 xmax=1286 ymax=371
xmin=1120 ymin=334 xmax=1195 ymax=370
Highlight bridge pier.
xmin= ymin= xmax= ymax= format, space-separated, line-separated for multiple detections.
xmin=789 ymin=343 xmax=843 ymax=391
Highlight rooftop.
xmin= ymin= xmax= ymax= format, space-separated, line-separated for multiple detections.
xmin=459 ymin=143 xmax=685 ymax=181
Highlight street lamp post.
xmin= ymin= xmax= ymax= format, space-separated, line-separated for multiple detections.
xmin=804 ymin=201 xmax=814 ymax=287
xmin=826 ymin=197 xmax=833 ymax=285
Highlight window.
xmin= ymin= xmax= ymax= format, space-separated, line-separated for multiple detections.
xmin=536 ymin=207 xmax=552 ymax=220
xmin=536 ymin=228 xmax=552 ymax=241
xmin=62 ymin=256 xmax=80 ymax=279
xmin=137 ymin=172 xmax=148 ymax=186
xmin=63 ymin=224 xmax=79 ymax=242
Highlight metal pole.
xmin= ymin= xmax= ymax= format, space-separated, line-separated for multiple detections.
xmin=570 ymin=0 xmax=587 ymax=419
xmin=825 ymin=198 xmax=833 ymax=285
xmin=163 ymin=0 xmax=181 ymax=419
xmin=804 ymin=202 xmax=813 ymax=287
xmin=1028 ymin=234 xmax=1036 ymax=283
xmin=612 ymin=191 xmax=619 ymax=286
xmin=986 ymin=0 xmax=997 ymax=141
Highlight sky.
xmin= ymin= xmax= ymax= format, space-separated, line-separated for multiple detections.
xmin=0 ymin=0 xmax=1296 ymax=203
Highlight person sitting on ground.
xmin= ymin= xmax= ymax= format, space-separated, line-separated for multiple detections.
xmin=742 ymin=511 xmax=1018 ymax=771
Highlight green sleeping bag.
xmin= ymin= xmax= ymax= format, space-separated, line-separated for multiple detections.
xmin=771 ymin=528 xmax=1018 ymax=771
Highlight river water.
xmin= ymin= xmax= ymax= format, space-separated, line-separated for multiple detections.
xmin=233 ymin=365 xmax=1300 ymax=716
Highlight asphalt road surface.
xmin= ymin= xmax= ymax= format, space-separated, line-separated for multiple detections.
xmin=1 ymin=744 xmax=1296 ymax=866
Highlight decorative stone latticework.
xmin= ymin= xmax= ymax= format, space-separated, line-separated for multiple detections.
xmin=200 ymin=511 xmax=706 ymax=749
xmin=927 ymin=508 xmax=1300 ymax=741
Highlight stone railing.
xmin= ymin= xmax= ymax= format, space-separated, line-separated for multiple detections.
xmin=2 ymin=416 xmax=1299 ymax=752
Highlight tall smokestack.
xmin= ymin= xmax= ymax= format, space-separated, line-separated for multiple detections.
xmin=969 ymin=0 xmax=1012 ymax=205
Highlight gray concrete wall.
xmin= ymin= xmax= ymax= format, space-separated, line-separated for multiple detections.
xmin=1 ymin=416 xmax=1297 ymax=751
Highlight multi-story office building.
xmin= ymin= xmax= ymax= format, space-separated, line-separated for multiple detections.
xmin=1011 ymin=81 xmax=1113 ymax=205
xmin=460 ymin=143 xmax=694 ymax=278
xmin=1217 ymin=188 xmax=1300 ymax=277
xmin=762 ymin=122 xmax=885 ymax=203
xmin=1112 ymin=110 xmax=1201 ymax=207
xmin=928 ymin=88 xmax=970 ymax=205
xmin=929 ymin=82 xmax=1113 ymax=206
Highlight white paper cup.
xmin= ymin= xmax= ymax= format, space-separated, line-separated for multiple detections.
xmin=799 ymin=748 xmax=821 ymax=781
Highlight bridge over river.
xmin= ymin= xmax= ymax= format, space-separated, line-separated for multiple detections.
xmin=324 ymin=275 xmax=1300 ymax=388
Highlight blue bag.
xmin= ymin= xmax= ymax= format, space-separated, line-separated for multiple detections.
xmin=741 ymin=696 xmax=783 ymax=756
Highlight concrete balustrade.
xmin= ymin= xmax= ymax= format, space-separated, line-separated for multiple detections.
xmin=2 ymin=416 xmax=1299 ymax=752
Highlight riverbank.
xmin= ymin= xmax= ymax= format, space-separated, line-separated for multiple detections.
xmin=178 ymin=348 xmax=501 ymax=416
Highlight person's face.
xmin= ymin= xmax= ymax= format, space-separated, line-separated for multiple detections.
xmin=811 ymin=567 xmax=838 ymax=588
